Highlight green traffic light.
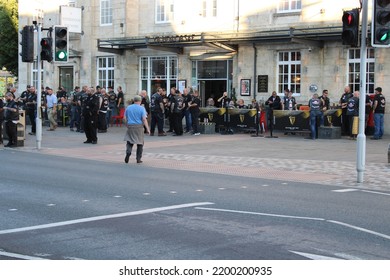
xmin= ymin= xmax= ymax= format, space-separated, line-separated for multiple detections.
xmin=377 ymin=29 xmax=390 ymax=42
xmin=56 ymin=50 xmax=67 ymax=61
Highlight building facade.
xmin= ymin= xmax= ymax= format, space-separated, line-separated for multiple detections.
xmin=19 ymin=0 xmax=389 ymax=133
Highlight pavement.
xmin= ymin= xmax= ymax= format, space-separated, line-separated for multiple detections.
xmin=3 ymin=124 xmax=390 ymax=192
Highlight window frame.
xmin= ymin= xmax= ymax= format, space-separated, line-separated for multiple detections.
xmin=155 ymin=0 xmax=173 ymax=24
xmin=100 ymin=0 xmax=113 ymax=26
xmin=97 ymin=56 xmax=115 ymax=88
xmin=347 ymin=48 xmax=375 ymax=94
xmin=277 ymin=51 xmax=301 ymax=96
xmin=277 ymin=0 xmax=302 ymax=13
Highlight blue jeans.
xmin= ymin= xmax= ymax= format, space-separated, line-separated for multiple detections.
xmin=373 ymin=113 xmax=384 ymax=139
xmin=182 ymin=109 xmax=192 ymax=132
xmin=310 ymin=110 xmax=322 ymax=139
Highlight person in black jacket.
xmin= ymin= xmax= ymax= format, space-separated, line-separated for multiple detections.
xmin=83 ymin=87 xmax=100 ymax=144
xmin=4 ymin=92 xmax=19 ymax=147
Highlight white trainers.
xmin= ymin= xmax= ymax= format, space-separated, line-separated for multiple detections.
xmin=194 ymin=132 xmax=200 ymax=136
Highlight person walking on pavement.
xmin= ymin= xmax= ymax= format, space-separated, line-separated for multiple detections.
xmin=123 ymin=95 xmax=150 ymax=164
xmin=46 ymin=87 xmax=58 ymax=131
xmin=371 ymin=87 xmax=386 ymax=140
xmin=83 ymin=87 xmax=100 ymax=144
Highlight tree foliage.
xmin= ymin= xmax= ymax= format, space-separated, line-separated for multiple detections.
xmin=0 ymin=0 xmax=19 ymax=76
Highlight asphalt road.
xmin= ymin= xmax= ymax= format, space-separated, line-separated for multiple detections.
xmin=0 ymin=150 xmax=389 ymax=260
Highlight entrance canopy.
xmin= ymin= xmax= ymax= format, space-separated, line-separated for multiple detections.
xmin=97 ymin=26 xmax=343 ymax=55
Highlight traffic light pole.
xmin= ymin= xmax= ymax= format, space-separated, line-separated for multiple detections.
xmin=357 ymin=0 xmax=368 ymax=183
xmin=36 ymin=23 xmax=42 ymax=150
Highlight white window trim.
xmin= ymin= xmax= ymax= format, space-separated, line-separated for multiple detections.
xmin=100 ymin=0 xmax=113 ymax=26
xmin=155 ymin=0 xmax=173 ymax=24
xmin=32 ymin=61 xmax=43 ymax=90
xmin=277 ymin=51 xmax=301 ymax=96
xmin=97 ymin=57 xmax=115 ymax=88
xmin=347 ymin=48 xmax=375 ymax=94
xmin=277 ymin=0 xmax=302 ymax=13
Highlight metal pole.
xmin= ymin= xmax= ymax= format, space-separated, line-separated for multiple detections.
xmin=36 ymin=24 xmax=42 ymax=150
xmin=357 ymin=0 xmax=368 ymax=183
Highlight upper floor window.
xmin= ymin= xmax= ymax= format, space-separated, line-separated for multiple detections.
xmin=156 ymin=0 xmax=173 ymax=23
xmin=68 ymin=0 xmax=76 ymax=7
xmin=278 ymin=0 xmax=301 ymax=13
xmin=201 ymin=0 xmax=217 ymax=17
xmin=100 ymin=0 xmax=113 ymax=25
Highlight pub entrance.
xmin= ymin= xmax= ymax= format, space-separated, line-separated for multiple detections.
xmin=194 ymin=60 xmax=232 ymax=107
xmin=199 ymin=80 xmax=226 ymax=107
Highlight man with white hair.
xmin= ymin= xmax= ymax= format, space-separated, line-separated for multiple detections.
xmin=124 ymin=95 xmax=150 ymax=164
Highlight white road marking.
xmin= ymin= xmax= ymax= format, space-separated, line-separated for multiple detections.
xmin=8 ymin=209 xmax=18 ymax=212
xmin=0 ymin=202 xmax=214 ymax=235
xmin=196 ymin=207 xmax=325 ymax=221
xmin=327 ymin=220 xmax=390 ymax=241
xmin=333 ymin=189 xmax=390 ymax=197
xmin=0 ymin=251 xmax=48 ymax=260
xmin=113 ymin=195 xmax=122 ymax=198
xmin=289 ymin=251 xmax=343 ymax=260
xmin=332 ymin=188 xmax=358 ymax=192
xmin=47 ymin=204 xmax=56 ymax=207
xmin=361 ymin=190 xmax=390 ymax=196
xmin=196 ymin=207 xmax=390 ymax=241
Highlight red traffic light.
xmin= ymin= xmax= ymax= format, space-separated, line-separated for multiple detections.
xmin=342 ymin=11 xmax=357 ymax=26
xmin=342 ymin=9 xmax=360 ymax=46
xmin=40 ymin=37 xmax=53 ymax=62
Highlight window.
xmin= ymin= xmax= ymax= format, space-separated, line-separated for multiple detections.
xmin=277 ymin=51 xmax=301 ymax=95
xmin=156 ymin=0 xmax=173 ymax=23
xmin=278 ymin=0 xmax=301 ymax=12
xmin=348 ymin=48 xmax=375 ymax=94
xmin=212 ymin=0 xmax=217 ymax=17
xmin=32 ymin=61 xmax=43 ymax=90
xmin=97 ymin=57 xmax=115 ymax=88
xmin=100 ymin=0 xmax=112 ymax=25
xmin=140 ymin=56 xmax=178 ymax=94
xmin=201 ymin=0 xmax=217 ymax=18
xmin=68 ymin=0 xmax=77 ymax=7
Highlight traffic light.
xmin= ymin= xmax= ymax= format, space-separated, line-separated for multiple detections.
xmin=20 ymin=25 xmax=34 ymax=63
xmin=342 ymin=9 xmax=360 ymax=46
xmin=372 ymin=0 xmax=390 ymax=47
xmin=53 ymin=26 xmax=69 ymax=62
xmin=40 ymin=38 xmax=53 ymax=62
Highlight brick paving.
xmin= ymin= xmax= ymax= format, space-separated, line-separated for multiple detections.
xmin=8 ymin=125 xmax=390 ymax=192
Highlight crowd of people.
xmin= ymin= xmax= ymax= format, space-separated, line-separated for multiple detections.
xmin=264 ymin=86 xmax=386 ymax=140
xmin=0 ymin=83 xmax=386 ymax=149
xmin=0 ymin=84 xmax=126 ymax=147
